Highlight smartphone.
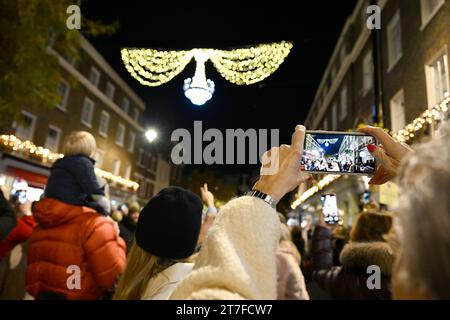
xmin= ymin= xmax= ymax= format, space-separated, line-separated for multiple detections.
xmin=301 ymin=131 xmax=377 ymax=175
xmin=321 ymin=193 xmax=339 ymax=224
xmin=11 ymin=190 xmax=28 ymax=204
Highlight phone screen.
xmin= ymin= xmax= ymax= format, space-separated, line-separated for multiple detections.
xmin=301 ymin=131 xmax=376 ymax=175
xmin=321 ymin=194 xmax=339 ymax=224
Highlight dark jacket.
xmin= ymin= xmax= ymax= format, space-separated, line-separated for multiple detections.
xmin=45 ymin=155 xmax=104 ymax=206
xmin=0 ymin=190 xmax=17 ymax=241
xmin=119 ymin=217 xmax=136 ymax=254
xmin=311 ymin=226 xmax=393 ymax=300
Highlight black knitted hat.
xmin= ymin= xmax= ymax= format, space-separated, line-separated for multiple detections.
xmin=135 ymin=187 xmax=203 ymax=259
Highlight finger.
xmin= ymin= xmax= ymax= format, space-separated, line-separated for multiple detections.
xmin=200 ymin=186 xmax=204 ymax=193
xmin=291 ymin=125 xmax=306 ymax=153
xmin=358 ymin=126 xmax=398 ymax=154
xmin=369 ymin=145 xmax=398 ymax=174
xmin=368 ymin=168 xmax=385 ymax=185
xmin=204 ymin=183 xmax=208 ymax=192
xmin=369 ymin=168 xmax=393 ymax=185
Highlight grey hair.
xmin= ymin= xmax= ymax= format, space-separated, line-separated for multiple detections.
xmin=396 ymin=121 xmax=450 ymax=299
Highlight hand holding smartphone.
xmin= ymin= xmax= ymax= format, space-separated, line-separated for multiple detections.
xmin=301 ymin=131 xmax=377 ymax=175
xmin=321 ymin=193 xmax=339 ymax=225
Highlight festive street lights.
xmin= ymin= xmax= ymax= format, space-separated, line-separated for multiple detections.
xmin=121 ymin=41 xmax=293 ymax=106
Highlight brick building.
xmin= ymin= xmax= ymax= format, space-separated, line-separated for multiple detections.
xmin=296 ymin=0 xmax=450 ymax=225
xmin=0 ymin=35 xmax=171 ymax=203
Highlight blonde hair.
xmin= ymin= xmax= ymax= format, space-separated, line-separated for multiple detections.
xmin=62 ymin=131 xmax=96 ymax=157
xmin=279 ymin=223 xmax=301 ymax=264
xmin=113 ymin=242 xmax=195 ymax=300
xmin=114 ymin=243 xmax=173 ymax=300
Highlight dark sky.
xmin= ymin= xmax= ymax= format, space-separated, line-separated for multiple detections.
xmin=82 ymin=1 xmax=358 ymax=176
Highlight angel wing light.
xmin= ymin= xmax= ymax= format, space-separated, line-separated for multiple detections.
xmin=121 ymin=41 xmax=293 ymax=106
xmin=317 ymin=138 xmax=339 ymax=147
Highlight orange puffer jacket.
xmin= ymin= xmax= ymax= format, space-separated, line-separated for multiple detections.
xmin=26 ymin=198 xmax=126 ymax=300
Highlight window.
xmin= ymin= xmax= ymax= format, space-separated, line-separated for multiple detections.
xmin=137 ymin=148 xmax=144 ymax=166
xmin=115 ymin=123 xmax=125 ymax=146
xmin=98 ymin=111 xmax=110 ymax=137
xmin=112 ymin=159 xmax=121 ymax=176
xmin=132 ymin=108 xmax=140 ymax=123
xmin=93 ymin=149 xmax=104 ymax=168
xmin=48 ymin=30 xmax=56 ymax=48
xmin=331 ymin=104 xmax=338 ymax=130
xmin=151 ymin=155 xmax=158 ymax=172
xmin=56 ymin=79 xmax=70 ymax=111
xmin=138 ymin=177 xmax=146 ymax=198
xmin=340 ymin=43 xmax=346 ymax=64
xmin=323 ymin=84 xmax=329 ymax=101
xmin=425 ymin=50 xmax=449 ymax=106
xmin=420 ymin=0 xmax=445 ymax=28
xmin=124 ymin=164 xmax=131 ymax=180
xmin=128 ymin=131 xmax=136 ymax=153
xmin=390 ymin=90 xmax=406 ymax=133
xmin=121 ymin=98 xmax=130 ymax=113
xmin=89 ymin=67 xmax=101 ymax=87
xmin=62 ymin=52 xmax=76 ymax=67
xmin=146 ymin=179 xmax=154 ymax=198
xmin=363 ymin=51 xmax=373 ymax=94
xmin=15 ymin=111 xmax=37 ymax=141
xmin=340 ymin=86 xmax=348 ymax=121
xmin=44 ymin=125 xmax=61 ymax=152
xmin=331 ymin=66 xmax=337 ymax=80
xmin=81 ymin=97 xmax=95 ymax=128
xmin=387 ymin=11 xmax=403 ymax=70
xmin=105 ymin=82 xmax=115 ymax=100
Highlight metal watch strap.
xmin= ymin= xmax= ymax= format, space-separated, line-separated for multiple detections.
xmin=246 ymin=189 xmax=277 ymax=209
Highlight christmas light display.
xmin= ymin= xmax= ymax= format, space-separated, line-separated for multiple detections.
xmin=0 ymin=134 xmax=139 ymax=191
xmin=121 ymin=41 xmax=293 ymax=105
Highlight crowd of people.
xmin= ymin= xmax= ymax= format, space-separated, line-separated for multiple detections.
xmin=304 ymin=156 xmax=375 ymax=174
xmin=0 ymin=121 xmax=449 ymax=300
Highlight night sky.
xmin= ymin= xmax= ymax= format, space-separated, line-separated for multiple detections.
xmin=82 ymin=1 xmax=358 ymax=176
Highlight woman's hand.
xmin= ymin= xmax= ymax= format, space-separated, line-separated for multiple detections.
xmin=253 ymin=125 xmax=311 ymax=203
xmin=358 ymin=126 xmax=413 ymax=185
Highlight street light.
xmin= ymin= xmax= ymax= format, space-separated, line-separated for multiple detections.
xmin=145 ymin=129 xmax=158 ymax=143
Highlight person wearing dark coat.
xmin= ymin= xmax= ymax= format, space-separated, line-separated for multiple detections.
xmin=0 ymin=190 xmax=17 ymax=241
xmin=119 ymin=203 xmax=140 ymax=253
xmin=44 ymin=131 xmax=108 ymax=215
xmin=45 ymin=154 xmax=104 ymax=206
xmin=311 ymin=211 xmax=394 ymax=300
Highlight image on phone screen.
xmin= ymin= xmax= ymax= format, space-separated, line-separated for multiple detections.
xmin=301 ymin=131 xmax=376 ymax=175
xmin=321 ymin=194 xmax=339 ymax=224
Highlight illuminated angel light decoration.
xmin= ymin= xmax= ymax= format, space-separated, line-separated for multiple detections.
xmin=317 ymin=138 xmax=338 ymax=147
xmin=121 ymin=41 xmax=293 ymax=106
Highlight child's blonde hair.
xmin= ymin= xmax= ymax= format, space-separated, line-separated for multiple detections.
xmin=62 ymin=131 xmax=96 ymax=157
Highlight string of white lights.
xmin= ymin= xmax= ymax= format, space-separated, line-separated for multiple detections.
xmin=0 ymin=134 xmax=139 ymax=191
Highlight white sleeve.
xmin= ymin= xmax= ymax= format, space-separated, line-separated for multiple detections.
xmin=170 ymin=196 xmax=280 ymax=300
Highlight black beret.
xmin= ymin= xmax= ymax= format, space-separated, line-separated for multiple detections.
xmin=135 ymin=187 xmax=203 ymax=259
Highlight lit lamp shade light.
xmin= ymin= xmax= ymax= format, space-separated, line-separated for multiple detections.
xmin=183 ymin=50 xmax=215 ymax=106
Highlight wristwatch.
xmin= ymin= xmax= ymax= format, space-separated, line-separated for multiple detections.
xmin=246 ymin=189 xmax=277 ymax=209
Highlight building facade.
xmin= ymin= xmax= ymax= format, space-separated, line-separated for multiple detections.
xmin=297 ymin=0 xmax=450 ymax=225
xmin=0 ymin=35 xmax=171 ymax=203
